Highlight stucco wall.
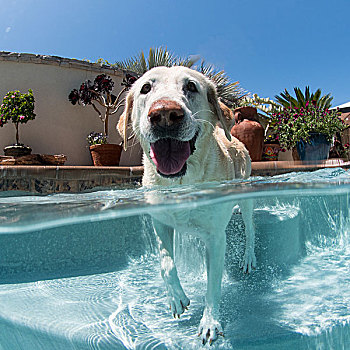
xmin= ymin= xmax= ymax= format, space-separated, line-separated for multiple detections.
xmin=0 ymin=52 xmax=142 ymax=165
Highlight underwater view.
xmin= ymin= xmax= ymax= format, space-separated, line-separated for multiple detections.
xmin=1 ymin=168 xmax=350 ymax=349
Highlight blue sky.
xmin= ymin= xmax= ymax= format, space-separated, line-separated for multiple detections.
xmin=0 ymin=0 xmax=349 ymax=106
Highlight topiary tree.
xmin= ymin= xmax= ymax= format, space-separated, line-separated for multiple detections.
xmin=0 ymin=89 xmax=36 ymax=145
xmin=68 ymin=73 xmax=136 ymax=138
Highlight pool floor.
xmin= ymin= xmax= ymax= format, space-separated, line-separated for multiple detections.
xmin=1 ymin=240 xmax=350 ymax=350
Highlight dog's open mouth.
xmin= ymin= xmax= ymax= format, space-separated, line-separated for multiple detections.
xmin=150 ymin=134 xmax=197 ymax=177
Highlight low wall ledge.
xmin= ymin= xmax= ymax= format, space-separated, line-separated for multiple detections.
xmin=0 ymin=161 xmax=349 ymax=194
xmin=0 ymin=51 xmax=124 ymax=76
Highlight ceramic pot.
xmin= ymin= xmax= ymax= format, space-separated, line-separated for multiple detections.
xmin=4 ymin=145 xmax=32 ymax=157
xmin=231 ymin=119 xmax=264 ymax=161
xmin=296 ymin=133 xmax=331 ymax=161
xmin=89 ymin=144 xmax=122 ymax=166
xmin=262 ymin=143 xmax=280 ymax=161
xmin=234 ymin=106 xmax=259 ymax=123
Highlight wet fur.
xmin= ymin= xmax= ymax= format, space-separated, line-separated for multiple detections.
xmin=118 ymin=66 xmax=256 ymax=345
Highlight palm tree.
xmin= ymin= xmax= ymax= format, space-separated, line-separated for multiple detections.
xmin=114 ymin=47 xmax=196 ymax=75
xmin=275 ymin=86 xmax=333 ymax=110
xmin=114 ymin=47 xmax=246 ymax=108
xmin=199 ymin=61 xmax=246 ymax=108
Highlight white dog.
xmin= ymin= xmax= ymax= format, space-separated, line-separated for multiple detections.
xmin=118 ymin=66 xmax=256 ymax=345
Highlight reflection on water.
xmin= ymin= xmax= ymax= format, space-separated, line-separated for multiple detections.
xmin=0 ymin=168 xmax=350 ymax=349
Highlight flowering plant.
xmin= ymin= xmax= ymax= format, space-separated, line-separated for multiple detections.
xmin=240 ymin=94 xmax=283 ymax=135
xmin=87 ymin=132 xmax=108 ymax=146
xmin=0 ymin=89 xmax=36 ymax=145
xmin=269 ymin=102 xmax=347 ymax=149
xmin=264 ymin=133 xmax=280 ymax=144
xmin=68 ymin=73 xmax=137 ymax=139
xmin=241 ymin=94 xmax=281 ymax=115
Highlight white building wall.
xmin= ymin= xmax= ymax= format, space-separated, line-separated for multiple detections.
xmin=0 ymin=53 xmax=142 ymax=166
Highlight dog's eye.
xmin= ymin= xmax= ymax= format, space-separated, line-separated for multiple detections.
xmin=186 ymin=81 xmax=198 ymax=93
xmin=140 ymin=83 xmax=151 ymax=94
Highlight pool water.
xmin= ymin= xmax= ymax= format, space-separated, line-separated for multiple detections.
xmin=1 ymin=168 xmax=350 ymax=349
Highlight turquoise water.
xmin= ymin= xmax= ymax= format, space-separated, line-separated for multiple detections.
xmin=1 ymin=168 xmax=350 ymax=349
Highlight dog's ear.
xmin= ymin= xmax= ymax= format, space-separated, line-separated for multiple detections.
xmin=207 ymin=84 xmax=232 ymax=141
xmin=117 ymin=90 xmax=134 ymax=151
xmin=219 ymin=101 xmax=235 ymax=129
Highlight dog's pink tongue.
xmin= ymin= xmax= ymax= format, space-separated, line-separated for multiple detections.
xmin=150 ymin=138 xmax=190 ymax=175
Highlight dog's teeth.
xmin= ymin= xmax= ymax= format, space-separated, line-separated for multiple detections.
xmin=134 ymin=67 xmax=254 ymax=347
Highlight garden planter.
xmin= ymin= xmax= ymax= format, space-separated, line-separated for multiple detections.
xmin=262 ymin=143 xmax=280 ymax=161
xmin=296 ymin=133 xmax=331 ymax=161
xmin=231 ymin=119 xmax=264 ymax=161
xmin=89 ymin=144 xmax=122 ymax=166
xmin=4 ymin=144 xmax=32 ymax=157
xmin=234 ymin=106 xmax=259 ymax=123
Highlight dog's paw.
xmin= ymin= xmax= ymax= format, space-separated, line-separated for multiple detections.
xmin=168 ymin=291 xmax=190 ymax=318
xmin=197 ymin=311 xmax=224 ymax=346
xmin=240 ymin=248 xmax=256 ymax=274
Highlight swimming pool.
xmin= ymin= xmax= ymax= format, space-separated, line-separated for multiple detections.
xmin=1 ymin=168 xmax=350 ymax=349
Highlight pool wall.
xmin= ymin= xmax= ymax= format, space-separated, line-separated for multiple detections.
xmin=0 ymin=159 xmax=349 ymax=194
xmin=2 ymin=190 xmax=349 ymax=284
xmin=0 ymin=215 xmax=154 ymax=284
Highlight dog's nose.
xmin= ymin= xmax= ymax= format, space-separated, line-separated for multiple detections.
xmin=148 ymin=100 xmax=184 ymax=127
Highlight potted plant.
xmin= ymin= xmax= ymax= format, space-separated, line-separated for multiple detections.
xmin=0 ymin=89 xmax=36 ymax=157
xmin=68 ymin=73 xmax=137 ymax=166
xmin=247 ymin=95 xmax=283 ymax=161
xmin=262 ymin=133 xmax=281 ymax=161
xmin=329 ymin=137 xmax=348 ymax=159
xmin=230 ymin=94 xmax=273 ymax=161
xmin=275 ymin=86 xmax=333 ymax=110
xmin=230 ymin=105 xmax=265 ymax=161
xmin=269 ymin=97 xmax=347 ymax=161
xmin=86 ymin=131 xmax=121 ymax=166
xmin=343 ymin=143 xmax=350 ymax=160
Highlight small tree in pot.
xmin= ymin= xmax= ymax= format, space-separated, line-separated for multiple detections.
xmin=68 ymin=73 xmax=137 ymax=166
xmin=0 ymin=89 xmax=36 ymax=157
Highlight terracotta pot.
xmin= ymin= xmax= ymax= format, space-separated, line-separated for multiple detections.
xmin=231 ymin=120 xmax=264 ymax=161
xmin=234 ymin=106 xmax=258 ymax=123
xmin=262 ymin=143 xmax=280 ymax=161
xmin=89 ymin=144 xmax=122 ymax=166
xmin=4 ymin=145 xmax=32 ymax=157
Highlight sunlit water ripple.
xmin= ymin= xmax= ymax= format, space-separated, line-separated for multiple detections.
xmin=1 ymin=168 xmax=350 ymax=349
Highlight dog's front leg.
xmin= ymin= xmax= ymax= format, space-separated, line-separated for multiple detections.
xmin=198 ymin=229 xmax=225 ymax=345
xmin=238 ymin=199 xmax=257 ymax=273
xmin=153 ymin=218 xmax=190 ymax=318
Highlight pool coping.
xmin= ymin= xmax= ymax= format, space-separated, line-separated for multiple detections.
xmin=1 ymin=160 xmax=349 ymax=193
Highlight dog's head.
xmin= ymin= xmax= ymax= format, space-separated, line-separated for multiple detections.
xmin=118 ymin=66 xmax=232 ymax=178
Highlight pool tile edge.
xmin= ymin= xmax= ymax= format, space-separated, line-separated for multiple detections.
xmin=0 ymin=161 xmax=349 ymax=193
